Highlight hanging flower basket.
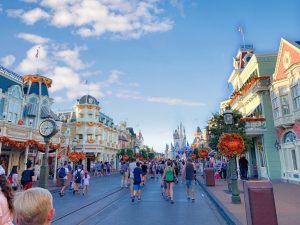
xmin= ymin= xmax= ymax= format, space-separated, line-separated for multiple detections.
xmin=198 ymin=150 xmax=208 ymax=159
xmin=17 ymin=120 xmax=24 ymax=125
xmin=217 ymin=133 xmax=245 ymax=157
xmin=123 ymin=155 xmax=129 ymax=161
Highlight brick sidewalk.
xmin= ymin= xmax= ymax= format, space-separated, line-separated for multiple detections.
xmin=200 ymin=178 xmax=300 ymax=225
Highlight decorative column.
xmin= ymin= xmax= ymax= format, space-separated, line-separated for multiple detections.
xmin=53 ymin=150 xmax=58 ymax=181
xmin=39 ymin=138 xmax=49 ymax=189
xmin=24 ymin=145 xmax=29 ymax=168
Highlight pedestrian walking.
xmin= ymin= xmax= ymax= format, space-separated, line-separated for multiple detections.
xmin=0 ymin=171 xmax=14 ymax=224
xmin=182 ymin=158 xmax=196 ymax=201
xmin=59 ymin=161 xmax=69 ymax=197
xmin=162 ymin=160 xmax=176 ymax=204
xmin=21 ymin=162 xmax=34 ymax=190
xmin=131 ymin=162 xmax=143 ymax=202
xmin=83 ymin=170 xmax=90 ymax=195
xmin=120 ymin=161 xmax=129 ymax=188
xmin=239 ymin=155 xmax=249 ymax=180
xmin=141 ymin=162 xmax=148 ymax=185
xmin=128 ymin=159 xmax=137 ymax=198
xmin=9 ymin=166 xmax=19 ymax=192
xmin=14 ymin=187 xmax=55 ymax=225
xmin=73 ymin=165 xmax=84 ymax=195
xmin=221 ymin=159 xmax=228 ymax=180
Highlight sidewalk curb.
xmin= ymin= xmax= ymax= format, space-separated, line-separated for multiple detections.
xmin=196 ymin=179 xmax=243 ymax=225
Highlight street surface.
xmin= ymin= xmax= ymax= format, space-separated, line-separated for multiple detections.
xmin=52 ymin=175 xmax=226 ymax=225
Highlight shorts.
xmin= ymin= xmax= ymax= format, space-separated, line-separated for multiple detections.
xmin=133 ymin=184 xmax=141 ymax=190
xmin=166 ymin=180 xmax=174 ymax=183
xmin=142 ymin=172 xmax=147 ymax=176
xmin=186 ymin=179 xmax=196 ymax=188
xmin=60 ymin=178 xmax=66 ymax=186
xmin=130 ymin=178 xmax=134 ymax=185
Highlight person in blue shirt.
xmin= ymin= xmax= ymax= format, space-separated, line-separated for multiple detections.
xmin=132 ymin=162 xmax=143 ymax=203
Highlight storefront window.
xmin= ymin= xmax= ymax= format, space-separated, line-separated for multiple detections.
xmin=291 ymin=78 xmax=300 ymax=109
xmin=283 ymin=131 xmax=296 ymax=143
xmin=271 ymin=92 xmax=280 ymax=118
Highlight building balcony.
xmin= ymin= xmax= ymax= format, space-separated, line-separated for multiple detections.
xmin=241 ymin=117 xmax=267 ymax=136
xmin=274 ymin=114 xmax=294 ymax=128
xmin=252 ymin=79 xmax=270 ymax=93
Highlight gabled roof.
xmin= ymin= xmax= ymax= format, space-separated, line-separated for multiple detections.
xmin=273 ymin=38 xmax=300 ymax=81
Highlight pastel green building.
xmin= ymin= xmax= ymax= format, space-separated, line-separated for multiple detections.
xmin=225 ymin=45 xmax=281 ymax=180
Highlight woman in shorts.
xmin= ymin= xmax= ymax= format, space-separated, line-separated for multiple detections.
xmin=162 ymin=160 xmax=176 ymax=204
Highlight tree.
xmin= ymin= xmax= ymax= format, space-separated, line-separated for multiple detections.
xmin=148 ymin=152 xmax=155 ymax=160
xmin=207 ymin=110 xmax=252 ymax=153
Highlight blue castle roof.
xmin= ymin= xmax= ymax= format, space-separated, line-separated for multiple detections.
xmin=0 ymin=65 xmax=23 ymax=92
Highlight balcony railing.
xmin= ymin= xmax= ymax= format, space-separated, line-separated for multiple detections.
xmin=241 ymin=117 xmax=267 ymax=135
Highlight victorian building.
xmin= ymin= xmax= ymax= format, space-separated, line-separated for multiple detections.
xmin=0 ymin=65 xmax=61 ymax=176
xmin=57 ymin=95 xmax=119 ymax=170
xmin=270 ymin=38 xmax=300 ymax=184
xmin=227 ymin=45 xmax=281 ymax=180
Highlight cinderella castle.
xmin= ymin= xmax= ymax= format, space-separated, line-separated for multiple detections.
xmin=165 ymin=123 xmax=191 ymax=159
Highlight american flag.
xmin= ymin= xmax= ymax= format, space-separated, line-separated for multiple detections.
xmin=238 ymin=26 xmax=243 ymax=34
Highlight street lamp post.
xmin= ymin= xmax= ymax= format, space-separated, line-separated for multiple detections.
xmin=223 ymin=107 xmax=241 ymax=204
xmin=39 ymin=119 xmax=58 ymax=189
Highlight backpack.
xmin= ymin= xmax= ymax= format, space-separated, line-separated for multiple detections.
xmin=165 ymin=167 xmax=174 ymax=182
xmin=59 ymin=167 xmax=66 ymax=178
xmin=75 ymin=170 xmax=82 ymax=183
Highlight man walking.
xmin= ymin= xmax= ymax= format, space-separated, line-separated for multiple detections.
xmin=128 ymin=159 xmax=137 ymax=198
xmin=182 ymin=158 xmax=196 ymax=201
xmin=59 ymin=161 xmax=69 ymax=197
xmin=120 ymin=161 xmax=129 ymax=188
xmin=132 ymin=162 xmax=143 ymax=202
xmin=239 ymin=155 xmax=249 ymax=180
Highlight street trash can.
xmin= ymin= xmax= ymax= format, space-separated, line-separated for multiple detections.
xmin=204 ymin=168 xmax=215 ymax=186
xmin=244 ymin=180 xmax=278 ymax=225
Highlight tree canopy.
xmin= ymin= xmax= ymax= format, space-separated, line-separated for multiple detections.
xmin=207 ymin=110 xmax=252 ymax=153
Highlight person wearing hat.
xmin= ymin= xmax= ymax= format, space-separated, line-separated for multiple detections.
xmin=0 ymin=169 xmax=14 ymax=224
xmin=182 ymin=157 xmax=197 ymax=201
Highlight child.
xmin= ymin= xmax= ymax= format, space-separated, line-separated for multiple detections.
xmin=83 ymin=170 xmax=90 ymax=195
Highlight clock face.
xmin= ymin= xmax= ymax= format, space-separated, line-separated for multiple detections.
xmin=88 ymin=98 xmax=93 ymax=104
xmin=39 ymin=120 xmax=56 ymax=137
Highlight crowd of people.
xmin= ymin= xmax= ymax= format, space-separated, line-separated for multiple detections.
xmin=119 ymin=157 xmax=199 ymax=204
xmin=0 ymin=160 xmax=54 ymax=224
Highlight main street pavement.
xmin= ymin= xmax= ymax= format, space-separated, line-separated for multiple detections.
xmin=52 ymin=174 xmax=227 ymax=225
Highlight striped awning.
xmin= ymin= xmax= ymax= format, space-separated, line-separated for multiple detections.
xmin=40 ymin=105 xmax=50 ymax=118
xmin=50 ymin=110 xmax=60 ymax=121
xmin=26 ymin=103 xmax=38 ymax=117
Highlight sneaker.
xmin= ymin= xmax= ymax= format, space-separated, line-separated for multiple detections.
xmin=171 ymin=200 xmax=174 ymax=204
xmin=131 ymin=197 xmax=135 ymax=203
xmin=187 ymin=196 xmax=191 ymax=200
xmin=138 ymin=197 xmax=141 ymax=201
xmin=192 ymin=198 xmax=195 ymax=202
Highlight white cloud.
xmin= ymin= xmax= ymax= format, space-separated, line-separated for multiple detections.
xmin=17 ymin=33 xmax=50 ymax=44
xmin=116 ymin=90 xmax=143 ymax=100
xmin=170 ymin=0 xmax=185 ymax=16
xmin=0 ymin=55 xmax=16 ymax=67
xmin=8 ymin=8 xmax=49 ymax=25
xmin=8 ymin=0 xmax=174 ymax=39
xmin=54 ymin=46 xmax=87 ymax=70
xmin=16 ymin=45 xmax=54 ymax=75
xmin=106 ymin=70 xmax=122 ymax=85
xmin=147 ymin=97 xmax=205 ymax=107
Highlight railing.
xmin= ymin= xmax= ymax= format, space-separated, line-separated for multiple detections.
xmin=241 ymin=117 xmax=267 ymax=135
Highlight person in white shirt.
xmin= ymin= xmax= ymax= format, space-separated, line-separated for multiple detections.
xmin=83 ymin=170 xmax=90 ymax=195
xmin=128 ymin=159 xmax=137 ymax=198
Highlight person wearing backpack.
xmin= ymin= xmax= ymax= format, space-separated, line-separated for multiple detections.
xmin=162 ymin=160 xmax=176 ymax=204
xmin=59 ymin=161 xmax=69 ymax=197
xmin=21 ymin=163 xmax=34 ymax=190
xmin=73 ymin=165 xmax=84 ymax=195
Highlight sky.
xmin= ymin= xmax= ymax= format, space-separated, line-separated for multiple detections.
xmin=0 ymin=0 xmax=300 ymax=152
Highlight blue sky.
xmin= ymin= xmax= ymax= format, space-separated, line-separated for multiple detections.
xmin=0 ymin=0 xmax=299 ymax=152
